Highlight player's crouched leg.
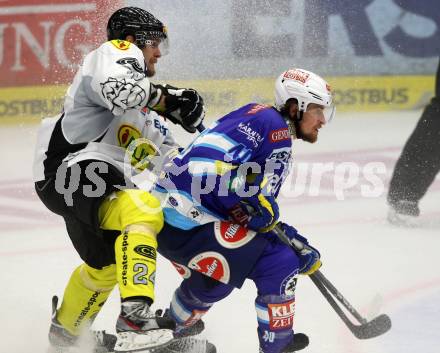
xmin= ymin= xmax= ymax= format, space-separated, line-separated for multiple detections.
xmin=166 ymin=274 xmax=230 ymax=353
xmin=98 ymin=190 xmax=175 ymax=351
xmin=99 ymin=190 xmax=164 ymax=301
xmin=49 ymin=264 xmax=117 ymax=350
xmin=249 ymin=237 xmax=309 ymax=353
xmin=168 ymin=276 xmax=233 ymax=334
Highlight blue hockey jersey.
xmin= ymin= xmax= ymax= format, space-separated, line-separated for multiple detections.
xmin=154 ymin=103 xmax=293 ymax=229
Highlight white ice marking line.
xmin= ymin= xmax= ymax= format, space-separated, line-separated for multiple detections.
xmin=0 ymin=197 xmax=46 ymax=210
xmin=0 ymin=246 xmax=71 ymax=257
xmin=0 ymin=3 xmax=96 ymax=15
xmin=0 ymin=215 xmax=58 ymax=227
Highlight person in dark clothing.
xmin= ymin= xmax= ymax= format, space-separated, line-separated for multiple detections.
xmin=387 ymin=59 xmax=440 ymax=226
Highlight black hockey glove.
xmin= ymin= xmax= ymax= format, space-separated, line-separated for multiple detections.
xmin=149 ymin=84 xmax=205 ymax=133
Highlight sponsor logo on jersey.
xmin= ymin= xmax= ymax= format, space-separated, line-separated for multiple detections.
xmin=214 ymin=221 xmax=256 ymax=249
xmin=134 ymin=245 xmax=156 ymax=260
xmin=283 ymin=69 xmax=309 ymax=84
xmin=168 ymin=196 xmax=179 ymax=207
xmin=270 ymin=128 xmax=290 ymax=142
xmin=188 ymin=252 xmax=230 ymax=284
xmin=280 ymin=270 xmax=298 ymax=296
xmin=171 ymin=261 xmax=192 ymax=279
xmin=237 ymin=122 xmax=264 ymax=147
xmin=246 ymin=104 xmax=270 ymax=115
xmin=118 ymin=124 xmax=141 ymax=147
xmin=121 ymin=233 xmax=129 ymax=286
xmin=228 ymin=203 xmax=249 ymax=225
xmin=187 ymin=206 xmax=203 ymax=220
xmin=154 ymin=118 xmax=169 ymax=136
xmin=111 ymin=39 xmax=131 ymax=50
xmin=74 ymin=291 xmax=100 ymax=328
xmin=268 ymin=300 xmax=295 ymax=330
xmin=267 ymin=147 xmax=292 ymax=163
xmin=116 ymin=57 xmax=144 ymax=74
xmin=118 ymin=125 xmax=158 ymax=171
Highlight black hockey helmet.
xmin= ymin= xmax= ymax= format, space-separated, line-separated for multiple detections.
xmin=107 ymin=7 xmax=168 ymax=52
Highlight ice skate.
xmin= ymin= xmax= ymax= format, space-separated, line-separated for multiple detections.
xmin=280 ymin=333 xmax=309 ymax=352
xmin=258 ymin=333 xmax=309 ymax=353
xmin=387 ymin=200 xmax=420 ymax=227
xmin=48 ymin=296 xmax=117 ymax=353
xmin=147 ymin=309 xmax=215 ymax=353
xmin=156 ymin=309 xmax=205 ymax=338
xmin=114 ymin=300 xmax=175 ymax=352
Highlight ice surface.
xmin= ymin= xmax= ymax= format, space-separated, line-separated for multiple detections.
xmin=1 ymin=110 xmax=439 ymax=352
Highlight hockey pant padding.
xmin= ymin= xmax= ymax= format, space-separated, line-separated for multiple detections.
xmin=57 ymin=263 xmax=116 ymax=335
xmin=169 ymin=275 xmax=233 ymax=331
xmin=98 ymin=190 xmax=164 ymax=233
xmin=249 ymin=236 xmax=300 ymax=353
xmin=98 ymin=189 xmax=164 ymax=302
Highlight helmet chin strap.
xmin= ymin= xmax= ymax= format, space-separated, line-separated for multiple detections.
xmin=283 ymin=110 xmax=303 ymax=139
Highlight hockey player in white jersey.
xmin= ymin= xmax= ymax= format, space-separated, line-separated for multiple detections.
xmin=33 ymin=7 xmax=207 ymax=353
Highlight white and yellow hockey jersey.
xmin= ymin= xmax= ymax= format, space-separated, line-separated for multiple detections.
xmin=33 ymin=39 xmax=177 ymax=184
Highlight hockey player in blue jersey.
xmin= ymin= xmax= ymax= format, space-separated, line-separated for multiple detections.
xmin=152 ymin=68 xmax=335 ymax=353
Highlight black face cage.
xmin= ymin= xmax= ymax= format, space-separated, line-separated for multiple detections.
xmin=134 ymin=28 xmax=167 ymax=48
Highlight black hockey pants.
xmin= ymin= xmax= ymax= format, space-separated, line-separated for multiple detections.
xmin=388 ymin=59 xmax=440 ymax=205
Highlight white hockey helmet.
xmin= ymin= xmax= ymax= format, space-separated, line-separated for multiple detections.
xmin=274 ymin=68 xmax=335 ymax=122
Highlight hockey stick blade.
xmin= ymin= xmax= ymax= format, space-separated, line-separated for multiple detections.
xmin=310 ymin=274 xmax=391 ymax=339
xmin=271 ymin=225 xmax=392 ymax=339
xmin=350 ymin=313 xmax=392 ymax=340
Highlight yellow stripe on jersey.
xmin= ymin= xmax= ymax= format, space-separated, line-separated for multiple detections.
xmin=215 ymin=160 xmax=237 ymax=175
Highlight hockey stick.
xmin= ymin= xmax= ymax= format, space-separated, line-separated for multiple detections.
xmin=196 ymin=123 xmax=206 ymax=132
xmin=271 ymin=225 xmax=392 ymax=339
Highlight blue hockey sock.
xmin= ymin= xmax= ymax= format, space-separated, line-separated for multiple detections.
xmin=255 ymin=294 xmax=295 ymax=353
xmin=169 ymin=286 xmax=213 ymax=331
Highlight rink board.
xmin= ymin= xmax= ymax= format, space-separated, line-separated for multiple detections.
xmin=0 ymin=75 xmax=435 ymax=124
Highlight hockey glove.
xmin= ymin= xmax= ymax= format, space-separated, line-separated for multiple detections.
xmin=148 ymin=84 xmax=205 ymax=133
xmin=238 ymin=174 xmax=279 ymax=232
xmin=241 ymin=193 xmax=280 ymax=233
xmin=278 ymin=222 xmax=322 ymax=276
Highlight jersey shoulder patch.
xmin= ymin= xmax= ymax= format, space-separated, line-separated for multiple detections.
xmin=110 ymin=39 xmax=131 ymax=50
xmin=245 ymin=103 xmax=271 ymax=115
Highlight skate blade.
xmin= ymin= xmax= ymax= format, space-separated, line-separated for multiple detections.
xmin=47 ymin=346 xmax=84 ymax=353
xmin=114 ymin=329 xmax=174 ymax=353
xmin=48 ymin=344 xmax=113 ymax=353
xmin=156 ymin=337 xmax=209 ymax=353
